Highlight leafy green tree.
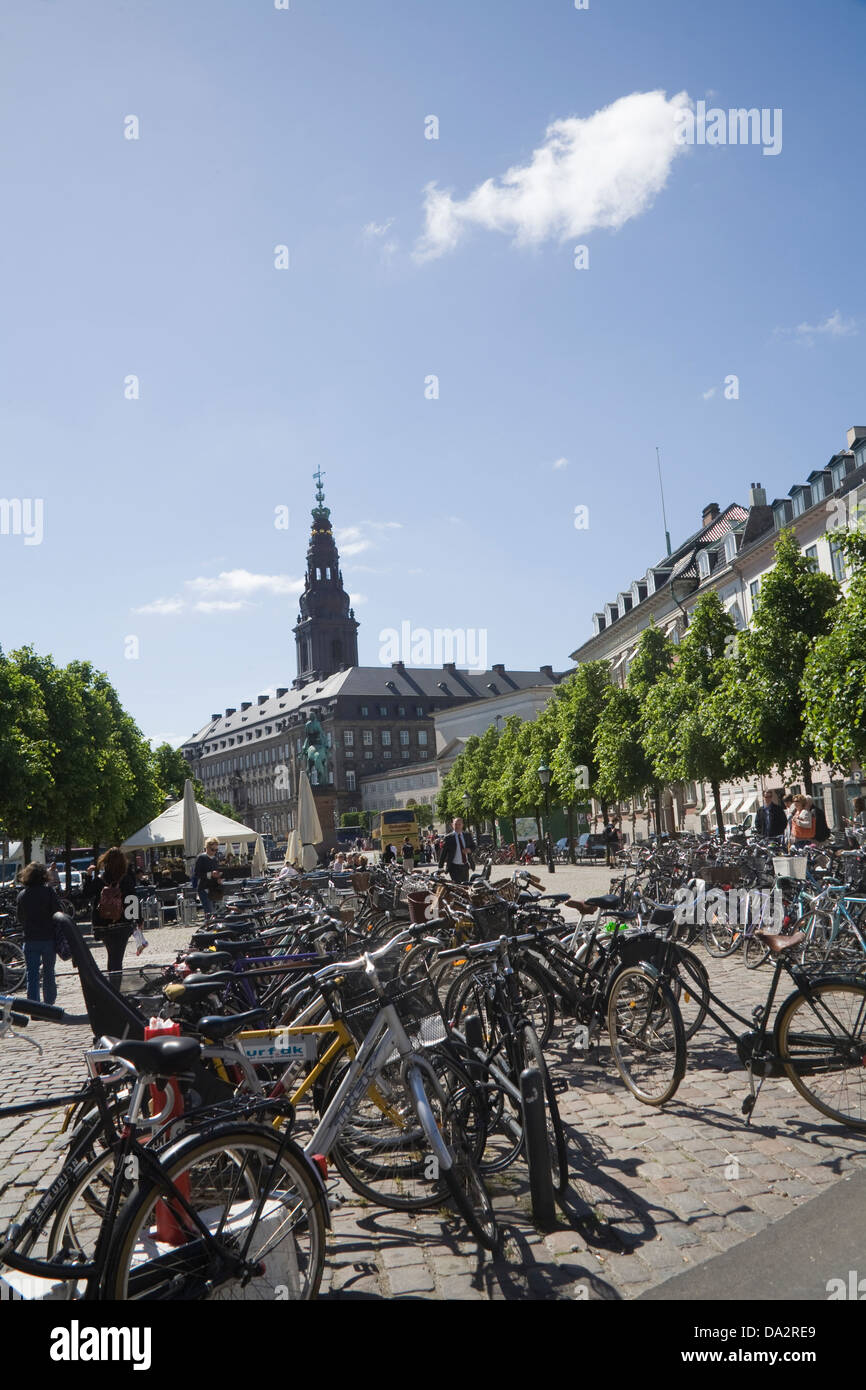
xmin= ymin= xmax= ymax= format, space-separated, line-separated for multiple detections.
xmin=549 ymin=663 xmax=611 ymax=857
xmin=405 ymin=799 xmax=434 ymax=829
xmin=803 ymin=531 xmax=866 ymax=768
xmin=487 ymin=715 xmax=527 ymax=848
xmin=0 ymin=648 xmax=52 ymax=865
xmin=645 ymin=594 xmax=741 ymax=839
xmin=594 ymin=624 xmax=673 ymax=833
xmin=719 ymin=529 xmax=839 ymax=792
xmin=151 ymin=740 xmax=230 ymax=818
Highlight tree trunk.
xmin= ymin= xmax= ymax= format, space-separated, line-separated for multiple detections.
xmin=567 ymin=803 xmax=575 ymax=863
xmin=653 ymin=787 xmax=662 ymax=839
xmin=510 ymin=813 xmax=518 ymax=855
xmin=535 ymin=808 xmax=542 ymax=843
xmin=23 ymin=836 xmax=32 ymax=865
xmin=802 ymin=756 xmax=813 ymax=796
xmin=712 ymin=780 xmax=726 ymax=842
xmin=65 ymin=829 xmax=73 ymax=895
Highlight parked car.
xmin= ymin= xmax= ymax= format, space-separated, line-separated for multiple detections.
xmin=575 ymin=833 xmax=607 ymax=860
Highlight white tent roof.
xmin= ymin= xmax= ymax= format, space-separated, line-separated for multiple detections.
xmin=121 ymin=800 xmax=257 ymax=851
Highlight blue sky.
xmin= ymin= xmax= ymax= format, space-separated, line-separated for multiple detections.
xmin=2 ymin=0 xmax=864 ymax=746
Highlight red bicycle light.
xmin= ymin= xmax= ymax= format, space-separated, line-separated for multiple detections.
xmin=311 ymin=1154 xmax=329 ymax=1182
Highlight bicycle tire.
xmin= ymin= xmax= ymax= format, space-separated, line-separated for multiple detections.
xmin=407 ymin=1065 xmax=499 ymax=1250
xmin=774 ymin=978 xmax=866 ymax=1130
xmin=606 ymin=966 xmax=686 ymax=1105
xmin=103 ymin=1123 xmax=326 ymax=1300
xmin=701 ymin=917 xmax=742 ymax=958
xmin=0 ymin=939 xmax=26 ymax=992
xmin=444 ymin=958 xmax=554 ymax=1048
xmin=665 ymin=946 xmax=711 ymax=1040
xmin=322 ymin=1050 xmax=487 ymax=1211
xmin=743 ymin=931 xmax=771 ymax=970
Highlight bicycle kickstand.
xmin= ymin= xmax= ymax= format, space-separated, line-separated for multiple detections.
xmin=741 ymin=1063 xmax=764 ymax=1125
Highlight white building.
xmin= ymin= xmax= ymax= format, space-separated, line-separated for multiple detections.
xmin=569 ymin=425 xmax=866 ymax=836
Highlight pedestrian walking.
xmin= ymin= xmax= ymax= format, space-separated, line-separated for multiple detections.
xmin=755 ymin=790 xmax=787 ymax=840
xmin=522 ymin=838 xmax=536 ymax=865
xmin=194 ymin=837 xmax=223 ymax=917
xmin=603 ymin=819 xmax=620 ymax=866
xmin=16 ymin=862 xmax=61 ymax=1005
xmin=401 ymin=837 xmax=414 ymax=871
xmin=438 ymin=817 xmax=475 ymax=884
xmin=92 ymin=847 xmax=138 ymax=980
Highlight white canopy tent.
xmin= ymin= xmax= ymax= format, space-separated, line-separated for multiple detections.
xmin=122 ymin=800 xmax=257 ymax=853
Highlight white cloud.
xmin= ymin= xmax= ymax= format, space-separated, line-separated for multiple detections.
xmin=132 ymin=597 xmax=184 ymax=616
xmin=335 ymin=526 xmax=372 ymax=556
xmin=349 ymin=592 xmax=367 ymax=605
xmin=193 ymin=600 xmax=251 ymax=613
xmin=702 ymin=387 xmax=716 ymax=400
xmin=363 ymin=218 xmax=395 ymax=238
xmin=148 ymin=733 xmax=186 ymax=749
xmin=552 ymin=457 xmax=568 ymax=470
xmin=361 ymin=520 xmax=403 ymax=530
xmin=188 ymin=569 xmax=303 ymax=597
xmin=447 ymin=515 xmax=465 ymax=526
xmin=794 ymin=310 xmax=857 ymax=341
xmin=414 ymin=89 xmax=690 ymax=261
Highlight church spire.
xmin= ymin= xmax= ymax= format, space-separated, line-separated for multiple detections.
xmin=292 ymin=471 xmax=359 ymax=688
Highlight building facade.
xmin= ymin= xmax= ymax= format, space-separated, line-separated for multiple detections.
xmin=569 ymin=424 xmax=866 ymax=836
xmin=183 ymin=477 xmax=568 ymax=844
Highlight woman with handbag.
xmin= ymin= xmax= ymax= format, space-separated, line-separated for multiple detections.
xmin=92 ymin=847 xmax=137 ymax=981
xmin=16 ymin=862 xmax=61 ymax=1005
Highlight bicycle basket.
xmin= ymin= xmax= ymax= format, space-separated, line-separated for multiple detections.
xmin=116 ymin=965 xmax=171 ymax=998
xmin=773 ymin=856 xmax=807 ymax=881
xmin=337 ymin=966 xmax=448 ymax=1051
xmin=843 ymin=857 xmax=866 ymax=893
xmin=471 ymin=900 xmax=515 ymax=941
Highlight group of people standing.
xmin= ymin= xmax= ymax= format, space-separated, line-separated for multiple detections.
xmin=753 ymin=789 xmax=865 ymax=844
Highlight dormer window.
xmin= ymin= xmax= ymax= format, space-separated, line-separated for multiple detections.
xmin=698 ymin=551 xmax=711 ymax=580
xmin=723 ymin=533 xmax=739 ymax=564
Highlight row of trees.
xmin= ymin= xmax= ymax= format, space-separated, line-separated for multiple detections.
xmin=0 ymin=646 xmax=229 ymax=888
xmin=437 ymin=529 xmax=866 ymax=844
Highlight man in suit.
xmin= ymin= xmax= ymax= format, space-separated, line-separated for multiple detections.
xmin=754 ymin=790 xmax=787 ymax=840
xmin=438 ymin=818 xmax=476 ymax=884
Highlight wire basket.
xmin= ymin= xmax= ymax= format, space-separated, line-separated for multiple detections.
xmin=471 ymin=900 xmax=516 ymax=941
xmin=773 ymin=855 xmax=808 ymax=881
xmin=843 ymin=856 xmax=866 ymax=894
xmin=115 ymin=965 xmax=171 ymax=999
xmin=335 ymin=967 xmax=448 ymax=1051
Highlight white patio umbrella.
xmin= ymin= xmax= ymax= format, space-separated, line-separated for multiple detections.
xmin=296 ymin=770 xmax=323 ymax=872
xmin=251 ymin=835 xmax=268 ymax=877
xmin=284 ymin=829 xmax=301 ymax=867
xmin=182 ymin=778 xmax=205 ymax=876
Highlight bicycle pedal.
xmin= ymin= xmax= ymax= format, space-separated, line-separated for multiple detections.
xmin=552 ymin=1076 xmax=569 ymax=1095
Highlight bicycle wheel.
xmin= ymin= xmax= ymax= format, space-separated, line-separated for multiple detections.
xmin=794 ymin=910 xmax=834 ymax=967
xmin=743 ymin=931 xmax=771 ymax=970
xmin=664 ymin=947 xmax=710 ymax=1041
xmin=606 ymin=966 xmax=686 ymax=1105
xmin=445 ymin=959 xmax=554 ymax=1048
xmin=513 ymin=1022 xmax=568 ymax=1197
xmin=323 ymin=1050 xmax=487 ymax=1211
xmin=0 ymin=939 xmax=26 ymax=992
xmin=701 ymin=915 xmax=742 ymax=958
xmin=775 ymin=978 xmax=866 ymax=1130
xmin=103 ymin=1123 xmax=326 ymax=1300
xmin=406 ymin=1065 xmax=498 ymax=1250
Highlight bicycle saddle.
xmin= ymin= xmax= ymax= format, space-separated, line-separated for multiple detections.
xmin=538 ymin=892 xmax=570 ymax=904
xmin=755 ymin=929 xmax=806 ymax=954
xmin=196 ymin=1009 xmax=268 ymax=1039
xmin=183 ymin=951 xmax=233 ymax=972
xmin=111 ymin=1036 xmax=201 ymax=1076
xmin=583 ymin=894 xmax=623 ymax=909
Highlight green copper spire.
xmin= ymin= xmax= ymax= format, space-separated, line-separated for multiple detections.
xmin=311 ymin=467 xmax=331 ymax=527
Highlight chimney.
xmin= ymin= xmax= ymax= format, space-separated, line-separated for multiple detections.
xmin=492 ymin=663 xmax=506 ymax=675
xmin=847 ymin=427 xmax=866 ymax=449
xmin=276 ymin=688 xmax=288 ymax=698
xmin=391 ymin=660 xmax=406 ymax=672
xmin=257 ymin=694 xmax=269 ymax=706
xmin=702 ymin=502 xmax=720 ymax=527
xmin=211 ymin=713 xmax=220 ymax=722
xmin=442 ymin=662 xmax=457 ymax=673
xmin=539 ymin=665 xmax=555 ymax=681
xmin=240 ymin=701 xmax=252 ymax=712
xmin=225 ymin=707 xmax=236 ymax=717
xmin=748 ymin=481 xmax=767 ymax=507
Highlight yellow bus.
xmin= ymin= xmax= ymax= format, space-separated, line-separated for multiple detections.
xmin=372 ymin=808 xmax=421 ymax=853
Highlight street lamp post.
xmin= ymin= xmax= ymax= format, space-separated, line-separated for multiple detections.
xmin=537 ymin=763 xmax=555 ymax=874
xmin=462 ymin=791 xmax=471 ymax=840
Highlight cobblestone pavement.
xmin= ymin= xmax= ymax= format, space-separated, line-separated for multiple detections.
xmin=2 ymin=864 xmax=865 ymax=1299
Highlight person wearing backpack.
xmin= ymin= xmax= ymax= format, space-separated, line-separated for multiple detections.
xmin=92 ymin=846 xmax=137 ymax=980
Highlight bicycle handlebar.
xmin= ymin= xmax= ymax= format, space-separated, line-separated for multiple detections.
xmin=0 ymin=995 xmax=64 ymax=1022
